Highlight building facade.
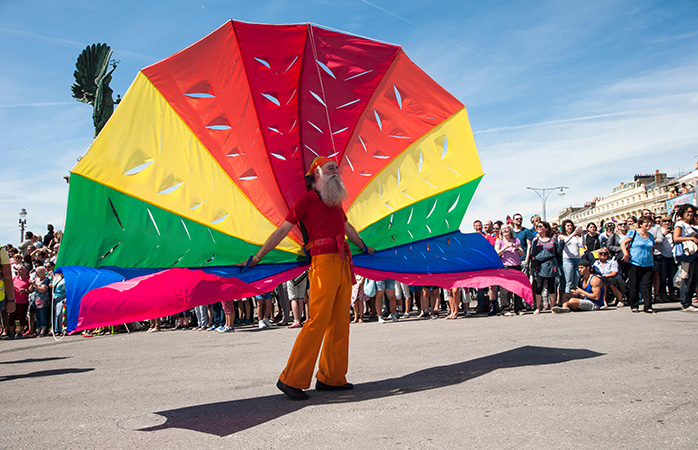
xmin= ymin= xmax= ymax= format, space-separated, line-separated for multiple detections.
xmin=551 ymin=170 xmax=675 ymax=227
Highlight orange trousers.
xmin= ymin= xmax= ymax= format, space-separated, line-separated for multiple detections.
xmin=279 ymin=253 xmax=352 ymax=389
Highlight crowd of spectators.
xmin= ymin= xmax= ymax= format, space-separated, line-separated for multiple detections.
xmin=1 ymin=225 xmax=64 ymax=339
xmin=2 ymin=205 xmax=697 ymax=340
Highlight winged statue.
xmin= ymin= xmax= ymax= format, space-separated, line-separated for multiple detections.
xmin=71 ymin=43 xmax=119 ymax=136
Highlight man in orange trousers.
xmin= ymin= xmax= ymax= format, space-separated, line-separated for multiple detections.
xmin=248 ymin=157 xmax=373 ymax=400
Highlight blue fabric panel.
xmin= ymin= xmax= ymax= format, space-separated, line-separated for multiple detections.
xmin=57 ymin=266 xmax=126 ymax=331
xmin=353 ymin=231 xmax=503 ymax=274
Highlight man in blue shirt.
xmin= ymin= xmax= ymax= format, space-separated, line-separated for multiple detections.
xmin=512 ymin=213 xmax=534 ymax=264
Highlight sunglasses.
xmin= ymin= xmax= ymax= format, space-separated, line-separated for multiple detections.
xmin=599 ymin=252 xmax=609 ymax=255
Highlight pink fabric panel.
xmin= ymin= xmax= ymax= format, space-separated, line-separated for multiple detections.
xmin=355 ymin=267 xmax=533 ymax=305
xmin=76 ymin=266 xmax=308 ymax=331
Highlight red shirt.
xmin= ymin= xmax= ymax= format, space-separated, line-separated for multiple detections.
xmin=13 ymin=275 xmax=30 ymax=304
xmin=478 ymin=232 xmax=496 ymax=246
xmin=285 ymin=190 xmax=346 ymax=255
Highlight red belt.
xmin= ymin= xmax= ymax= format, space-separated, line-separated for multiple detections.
xmin=305 ymin=235 xmax=356 ymax=283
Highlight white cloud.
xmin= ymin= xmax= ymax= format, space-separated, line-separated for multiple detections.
xmin=461 ymin=60 xmax=698 ymax=229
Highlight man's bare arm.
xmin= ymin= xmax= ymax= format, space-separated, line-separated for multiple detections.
xmin=345 ymin=222 xmax=374 ymax=254
xmin=248 ymin=221 xmax=295 ymax=268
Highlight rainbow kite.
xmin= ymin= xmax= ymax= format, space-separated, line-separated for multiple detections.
xmin=57 ymin=21 xmax=531 ymax=331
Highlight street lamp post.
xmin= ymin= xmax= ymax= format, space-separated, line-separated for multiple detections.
xmin=526 ymin=186 xmax=569 ymax=221
xmin=19 ymin=208 xmax=27 ymax=243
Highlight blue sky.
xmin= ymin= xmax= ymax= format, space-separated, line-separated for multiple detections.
xmin=1 ymin=0 xmax=697 ymax=245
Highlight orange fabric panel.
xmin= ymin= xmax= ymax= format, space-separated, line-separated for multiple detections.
xmin=141 ymin=21 xmax=295 ymax=238
xmin=339 ymin=50 xmax=464 ymax=205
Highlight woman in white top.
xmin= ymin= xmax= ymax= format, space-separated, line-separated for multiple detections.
xmin=655 ymin=216 xmax=677 ymax=302
xmin=559 ymin=219 xmax=586 ymax=302
xmin=672 ymin=204 xmax=698 ymax=311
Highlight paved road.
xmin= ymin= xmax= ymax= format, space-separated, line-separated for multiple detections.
xmin=2 ymin=303 xmax=697 ymax=449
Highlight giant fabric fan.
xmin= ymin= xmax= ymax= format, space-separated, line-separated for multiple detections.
xmin=57 ymin=21 xmax=531 ymax=331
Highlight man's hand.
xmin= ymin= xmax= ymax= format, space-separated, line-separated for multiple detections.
xmin=235 ymin=255 xmax=258 ymax=270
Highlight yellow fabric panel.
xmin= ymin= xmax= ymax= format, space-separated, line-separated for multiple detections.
xmin=72 ymin=72 xmax=302 ymax=255
xmin=346 ymin=108 xmax=482 ymax=230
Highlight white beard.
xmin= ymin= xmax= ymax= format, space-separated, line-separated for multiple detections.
xmin=318 ymin=174 xmax=348 ymax=208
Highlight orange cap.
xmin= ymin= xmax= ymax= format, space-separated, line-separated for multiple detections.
xmin=305 ymin=156 xmax=333 ymax=177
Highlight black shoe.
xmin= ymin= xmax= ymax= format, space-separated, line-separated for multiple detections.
xmin=276 ymin=379 xmax=309 ymax=400
xmin=315 ymin=380 xmax=354 ymax=391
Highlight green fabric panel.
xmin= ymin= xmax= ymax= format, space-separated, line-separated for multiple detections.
xmin=350 ymin=176 xmax=482 ymax=252
xmin=57 ymin=174 xmax=303 ymax=268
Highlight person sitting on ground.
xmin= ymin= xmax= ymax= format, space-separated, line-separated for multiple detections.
xmin=593 ymin=247 xmax=627 ymax=307
xmin=552 ymin=259 xmax=605 ymax=313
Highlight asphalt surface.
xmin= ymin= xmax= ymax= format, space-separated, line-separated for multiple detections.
xmin=2 ymin=303 xmax=697 ymax=449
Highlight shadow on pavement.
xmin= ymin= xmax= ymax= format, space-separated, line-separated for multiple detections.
xmin=0 ymin=367 xmax=94 ymax=382
xmin=140 ymin=345 xmax=603 ymax=437
xmin=0 ymin=356 xmax=70 ymax=365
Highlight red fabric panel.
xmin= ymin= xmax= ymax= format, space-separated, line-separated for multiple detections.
xmin=299 ymin=26 xmax=400 ymax=169
xmin=75 ymin=266 xmax=308 ymax=331
xmin=355 ymin=267 xmax=534 ymax=305
xmin=339 ymin=50 xmax=464 ymax=204
xmin=141 ymin=21 xmax=291 ymax=231
xmin=233 ymin=22 xmax=308 ymax=209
